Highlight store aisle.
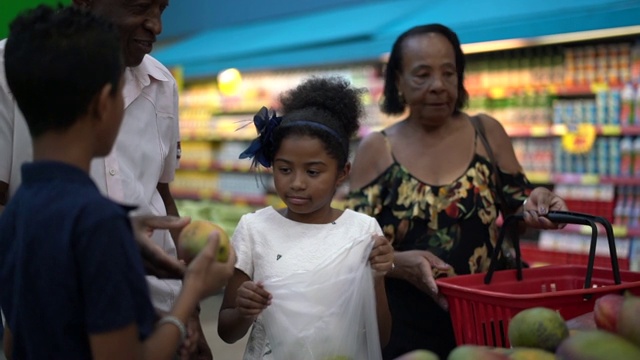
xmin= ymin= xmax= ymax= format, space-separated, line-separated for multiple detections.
xmin=201 ymin=293 xmax=249 ymax=359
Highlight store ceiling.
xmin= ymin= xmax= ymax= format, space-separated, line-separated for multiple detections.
xmin=154 ymin=0 xmax=640 ymax=80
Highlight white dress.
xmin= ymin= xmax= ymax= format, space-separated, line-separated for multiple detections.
xmin=232 ymin=207 xmax=383 ymax=360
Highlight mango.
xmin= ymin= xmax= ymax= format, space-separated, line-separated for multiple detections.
xmin=178 ymin=220 xmax=230 ymax=262
xmin=564 ymin=311 xmax=596 ymax=331
xmin=507 ymin=307 xmax=568 ymax=352
xmin=447 ymin=345 xmax=510 ymax=360
xmin=555 ymin=330 xmax=640 ymax=360
xmin=506 ymin=347 xmax=556 ymax=360
xmin=393 ymin=349 xmax=439 ymax=360
xmin=593 ymin=293 xmax=624 ymax=332
xmin=617 ymin=295 xmax=640 ymax=347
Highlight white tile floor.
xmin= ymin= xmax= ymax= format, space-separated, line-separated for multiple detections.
xmin=0 ymin=293 xmax=249 ymax=360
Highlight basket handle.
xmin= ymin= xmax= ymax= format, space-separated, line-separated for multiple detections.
xmin=484 ymin=211 xmax=622 ymax=290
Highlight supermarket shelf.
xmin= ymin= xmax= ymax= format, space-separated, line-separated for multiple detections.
xmin=557 ymin=223 xmax=640 ymax=238
xmin=173 ymin=189 xmax=274 ymax=207
xmin=504 ymin=125 xmax=553 ymax=137
xmin=476 ymin=83 xmax=623 ymax=100
xmin=526 ymin=171 xmax=553 ymax=184
xmin=551 ymin=173 xmax=640 ymax=185
xmin=180 ymin=132 xmax=254 ymax=142
xmin=173 ymin=189 xmax=347 ymax=210
xmin=179 ymin=160 xmax=265 ymax=173
xmin=505 ymin=124 xmax=640 ymax=138
xmin=524 ymin=172 xmax=640 ymax=185
xmin=520 ymin=241 xmax=630 ymax=270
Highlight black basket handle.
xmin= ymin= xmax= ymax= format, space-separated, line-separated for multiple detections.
xmin=484 ymin=211 xmax=622 ymax=292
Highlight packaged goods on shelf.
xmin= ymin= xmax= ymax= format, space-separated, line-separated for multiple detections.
xmin=538 ymin=230 xmax=630 ymax=259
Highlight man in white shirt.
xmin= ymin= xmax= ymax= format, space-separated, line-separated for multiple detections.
xmin=0 ymin=1 xmax=212 ymax=358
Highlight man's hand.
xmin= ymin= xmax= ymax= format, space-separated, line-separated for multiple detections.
xmin=131 ymin=215 xmax=189 ymax=279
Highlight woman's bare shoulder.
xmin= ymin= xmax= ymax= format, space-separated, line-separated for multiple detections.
xmin=350 ymin=130 xmax=394 ymax=190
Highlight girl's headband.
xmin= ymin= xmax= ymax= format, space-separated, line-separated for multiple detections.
xmin=239 ymin=106 xmax=344 ymax=168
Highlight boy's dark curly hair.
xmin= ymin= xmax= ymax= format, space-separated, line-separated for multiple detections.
xmin=6 ymin=4 xmax=122 ymax=138
xmin=272 ymin=76 xmax=365 ymax=168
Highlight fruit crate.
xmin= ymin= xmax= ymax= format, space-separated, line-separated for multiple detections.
xmin=437 ymin=211 xmax=640 ymax=348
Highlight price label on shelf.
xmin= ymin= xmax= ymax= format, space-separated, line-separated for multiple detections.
xmin=488 ymin=87 xmax=506 ymax=99
xmin=530 ymin=125 xmax=550 ymax=137
xmin=562 ymin=123 xmax=596 ymax=154
xmin=612 ymin=225 xmax=628 ymax=238
xmin=580 ymin=174 xmax=600 ymax=185
xmin=590 ymin=82 xmax=610 ymax=93
xmin=599 ymin=125 xmax=622 ymax=136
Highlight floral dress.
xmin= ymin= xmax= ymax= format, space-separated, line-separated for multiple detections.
xmin=346 ymin=130 xmax=532 ymax=359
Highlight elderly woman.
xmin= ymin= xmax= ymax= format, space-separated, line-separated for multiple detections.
xmin=347 ymin=23 xmax=568 ymax=359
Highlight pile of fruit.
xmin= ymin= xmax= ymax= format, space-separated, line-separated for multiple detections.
xmin=394 ymin=292 xmax=640 ymax=360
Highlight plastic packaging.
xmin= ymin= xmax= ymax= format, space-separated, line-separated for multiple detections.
xmin=261 ymin=235 xmax=382 ymax=360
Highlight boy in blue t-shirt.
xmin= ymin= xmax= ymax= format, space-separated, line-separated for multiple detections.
xmin=0 ymin=5 xmax=235 ymax=359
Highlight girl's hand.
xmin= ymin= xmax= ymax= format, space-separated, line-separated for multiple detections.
xmin=522 ymin=187 xmax=568 ymax=229
xmin=369 ymin=235 xmax=394 ymax=277
xmin=236 ymin=281 xmax=272 ymax=319
xmin=391 ymin=250 xmax=450 ymax=310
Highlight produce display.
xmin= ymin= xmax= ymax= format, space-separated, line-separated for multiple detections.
xmin=391 ymin=292 xmax=640 ymax=360
xmin=507 ymin=307 xmax=569 ymax=353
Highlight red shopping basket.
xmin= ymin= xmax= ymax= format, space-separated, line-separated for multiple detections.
xmin=436 ymin=211 xmax=640 ymax=348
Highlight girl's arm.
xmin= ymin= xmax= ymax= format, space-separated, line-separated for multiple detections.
xmin=374 ymin=277 xmax=391 ymax=347
xmin=217 ymin=269 xmax=267 ymax=343
xmin=369 ymin=235 xmax=394 ymax=347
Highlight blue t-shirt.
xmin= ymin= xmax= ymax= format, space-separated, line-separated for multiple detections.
xmin=0 ymin=161 xmax=156 ymax=359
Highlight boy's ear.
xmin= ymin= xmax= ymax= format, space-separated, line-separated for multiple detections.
xmin=89 ymin=83 xmax=114 ymax=122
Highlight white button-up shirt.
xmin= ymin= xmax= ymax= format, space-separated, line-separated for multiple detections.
xmin=0 ymin=39 xmax=182 ymax=312
xmin=0 ymin=39 xmax=32 ymax=201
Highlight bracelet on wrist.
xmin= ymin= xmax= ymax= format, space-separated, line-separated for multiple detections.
xmin=157 ymin=315 xmax=187 ymax=344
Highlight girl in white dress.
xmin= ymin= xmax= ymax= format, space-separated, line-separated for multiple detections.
xmin=217 ymin=77 xmax=393 ymax=360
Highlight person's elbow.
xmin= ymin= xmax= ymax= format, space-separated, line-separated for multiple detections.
xmin=216 ymin=314 xmax=240 ymax=344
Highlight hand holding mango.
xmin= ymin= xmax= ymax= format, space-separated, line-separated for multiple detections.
xmin=178 ymin=220 xmax=230 ymax=263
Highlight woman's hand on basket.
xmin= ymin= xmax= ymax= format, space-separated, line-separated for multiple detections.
xmin=391 ymin=250 xmax=450 ymax=310
xmin=522 ymin=187 xmax=568 ymax=229
xmin=369 ymin=234 xmax=394 ymax=277
xmin=236 ymin=281 xmax=272 ymax=319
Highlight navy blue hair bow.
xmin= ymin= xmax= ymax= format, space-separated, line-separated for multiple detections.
xmin=239 ymin=106 xmax=283 ymax=168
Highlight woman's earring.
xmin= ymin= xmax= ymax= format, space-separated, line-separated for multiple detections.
xmin=398 ymin=91 xmax=405 ymax=104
